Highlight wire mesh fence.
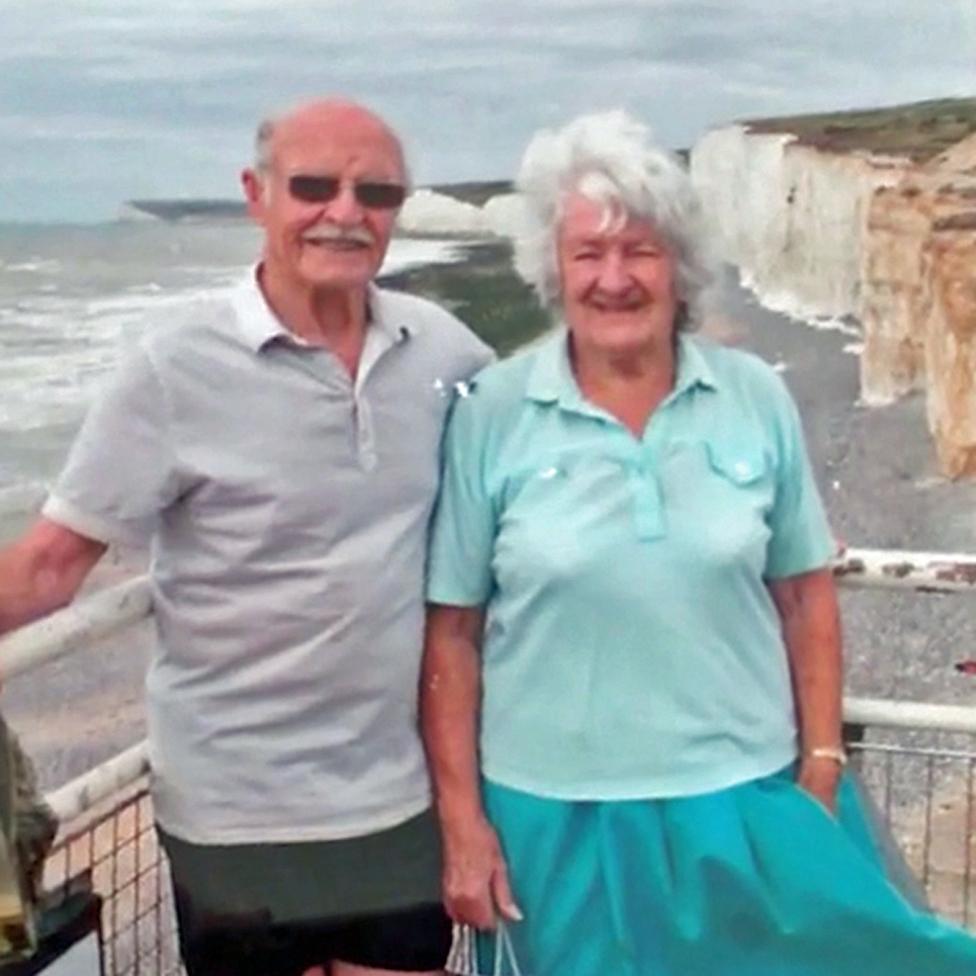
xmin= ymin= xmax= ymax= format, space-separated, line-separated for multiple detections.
xmin=35 ymin=733 xmax=976 ymax=975
xmin=847 ymin=729 xmax=976 ymax=930
xmin=43 ymin=777 xmax=180 ymax=976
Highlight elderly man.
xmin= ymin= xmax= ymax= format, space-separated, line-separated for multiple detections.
xmin=0 ymin=99 xmax=492 ymax=976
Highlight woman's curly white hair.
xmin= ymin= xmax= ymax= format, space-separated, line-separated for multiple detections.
xmin=513 ymin=110 xmax=714 ymax=331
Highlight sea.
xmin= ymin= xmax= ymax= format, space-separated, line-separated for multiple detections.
xmin=0 ymin=219 xmax=464 ymax=541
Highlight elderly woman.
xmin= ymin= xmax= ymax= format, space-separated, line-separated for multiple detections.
xmin=421 ymin=111 xmax=976 ymax=975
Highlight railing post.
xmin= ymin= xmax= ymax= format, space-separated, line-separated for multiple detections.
xmin=842 ymin=720 xmax=866 ymax=772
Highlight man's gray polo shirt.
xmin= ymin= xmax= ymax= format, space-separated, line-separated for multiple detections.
xmin=43 ymin=273 xmax=492 ymax=844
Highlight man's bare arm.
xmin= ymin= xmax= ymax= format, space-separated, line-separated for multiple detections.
xmin=0 ymin=518 xmax=106 ymax=637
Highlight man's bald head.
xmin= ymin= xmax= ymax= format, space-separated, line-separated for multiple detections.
xmin=254 ymin=99 xmax=408 ymax=185
xmin=241 ymin=97 xmax=408 ymax=297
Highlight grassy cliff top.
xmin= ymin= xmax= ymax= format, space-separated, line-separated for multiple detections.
xmin=743 ymin=97 xmax=976 ymax=163
xmin=380 ymin=240 xmax=547 ymax=356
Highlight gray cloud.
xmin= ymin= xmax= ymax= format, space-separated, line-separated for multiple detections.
xmin=2 ymin=0 xmax=973 ymax=221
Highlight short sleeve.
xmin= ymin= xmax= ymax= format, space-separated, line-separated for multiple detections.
xmin=42 ymin=344 xmax=184 ymax=545
xmin=426 ymin=395 xmax=497 ymax=607
xmin=764 ymin=383 xmax=835 ymax=579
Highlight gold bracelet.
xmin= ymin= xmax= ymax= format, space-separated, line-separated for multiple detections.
xmin=805 ymin=746 xmax=848 ymax=767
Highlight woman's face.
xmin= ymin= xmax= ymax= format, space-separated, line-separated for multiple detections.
xmin=556 ymin=192 xmax=679 ymax=358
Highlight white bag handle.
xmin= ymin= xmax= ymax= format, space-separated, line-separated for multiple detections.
xmin=447 ymin=922 xmax=524 ymax=976
xmin=492 ymin=921 xmax=523 ymax=976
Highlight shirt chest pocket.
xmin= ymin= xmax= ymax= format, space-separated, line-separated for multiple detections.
xmin=700 ymin=442 xmax=775 ymax=533
xmin=665 ymin=441 xmax=774 ymax=565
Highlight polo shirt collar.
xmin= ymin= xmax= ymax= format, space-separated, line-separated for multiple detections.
xmin=524 ymin=331 xmax=578 ymax=407
xmin=367 ymin=285 xmax=420 ymax=345
xmin=671 ymin=332 xmax=718 ymax=399
xmin=525 ymin=329 xmax=718 ymax=410
xmin=228 ymin=267 xmax=417 ymax=354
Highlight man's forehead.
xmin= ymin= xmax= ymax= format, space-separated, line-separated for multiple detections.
xmin=270 ymin=105 xmax=403 ymax=171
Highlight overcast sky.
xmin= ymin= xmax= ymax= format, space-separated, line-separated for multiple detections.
xmin=2 ymin=0 xmax=974 ymax=223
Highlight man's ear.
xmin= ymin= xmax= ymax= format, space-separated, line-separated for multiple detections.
xmin=241 ymin=168 xmax=266 ymax=221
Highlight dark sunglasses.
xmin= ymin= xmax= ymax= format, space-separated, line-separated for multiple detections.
xmin=287 ymin=175 xmax=406 ymax=209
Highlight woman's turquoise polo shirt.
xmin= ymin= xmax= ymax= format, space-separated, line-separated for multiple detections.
xmin=426 ymin=331 xmax=835 ymax=800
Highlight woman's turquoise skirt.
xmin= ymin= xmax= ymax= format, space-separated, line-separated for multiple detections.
xmin=467 ymin=768 xmax=976 ymax=975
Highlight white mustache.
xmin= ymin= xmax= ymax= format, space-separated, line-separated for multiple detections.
xmin=302 ymin=224 xmax=374 ymax=246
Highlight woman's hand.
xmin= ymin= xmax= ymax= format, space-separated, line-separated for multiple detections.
xmin=441 ymin=814 xmax=522 ymax=930
xmin=797 ymin=755 xmax=843 ymax=814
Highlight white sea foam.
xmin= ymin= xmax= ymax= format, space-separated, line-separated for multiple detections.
xmin=0 ymin=482 xmax=46 ymax=518
xmin=382 ymin=238 xmax=464 ymax=273
xmin=739 ymin=271 xmax=862 ymax=338
xmin=0 ymin=282 xmax=242 ymax=431
xmin=0 ymin=231 xmax=468 ymax=471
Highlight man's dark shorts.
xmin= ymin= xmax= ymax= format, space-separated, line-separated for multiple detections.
xmin=159 ymin=809 xmax=451 ymax=975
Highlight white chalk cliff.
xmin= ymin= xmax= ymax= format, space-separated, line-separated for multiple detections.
xmin=691 ymin=124 xmax=976 ymax=477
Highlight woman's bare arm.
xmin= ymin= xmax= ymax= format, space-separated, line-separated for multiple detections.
xmin=421 ymin=604 xmax=521 ymax=929
xmin=768 ymin=567 xmax=844 ymax=812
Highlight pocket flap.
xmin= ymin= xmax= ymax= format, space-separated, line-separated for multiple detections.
xmin=706 ymin=442 xmax=766 ymax=485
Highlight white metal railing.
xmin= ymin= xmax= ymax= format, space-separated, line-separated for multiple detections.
xmin=38 ymin=697 xmax=976 ymax=833
xmin=845 ymin=698 xmax=976 ymax=735
xmin=46 ymin=741 xmax=150 ymax=824
xmin=37 ymin=702 xmax=974 ymax=826
xmin=0 ymin=545 xmax=970 ymax=821
xmin=2 ymin=575 xmax=151 ymax=680
xmin=4 ymin=547 xmax=975 ymax=683
xmin=0 ymin=551 xmax=969 ymax=679
xmin=1 ymin=543 xmax=973 ymax=972
xmin=832 ymin=547 xmax=976 ymax=593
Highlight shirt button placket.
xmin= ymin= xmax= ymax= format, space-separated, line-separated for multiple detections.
xmin=355 ymin=395 xmax=377 ymax=471
xmin=631 ymin=453 xmax=665 ymax=540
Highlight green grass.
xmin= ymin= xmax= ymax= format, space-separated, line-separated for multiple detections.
xmin=743 ymin=97 xmax=976 ymax=163
xmin=379 ymin=240 xmax=551 ymax=356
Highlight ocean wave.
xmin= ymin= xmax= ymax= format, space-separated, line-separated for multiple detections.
xmin=0 ymin=238 xmax=468 ymax=443
xmin=0 ymin=482 xmax=47 ymax=518
xmin=739 ymin=270 xmax=862 ymax=338
xmin=382 ymin=238 xmax=463 ymax=275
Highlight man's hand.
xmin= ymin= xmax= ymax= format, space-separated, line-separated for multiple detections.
xmin=441 ymin=815 xmax=522 ymax=930
xmin=0 ymin=518 xmax=105 ymax=640
xmin=797 ymin=755 xmax=843 ymax=815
